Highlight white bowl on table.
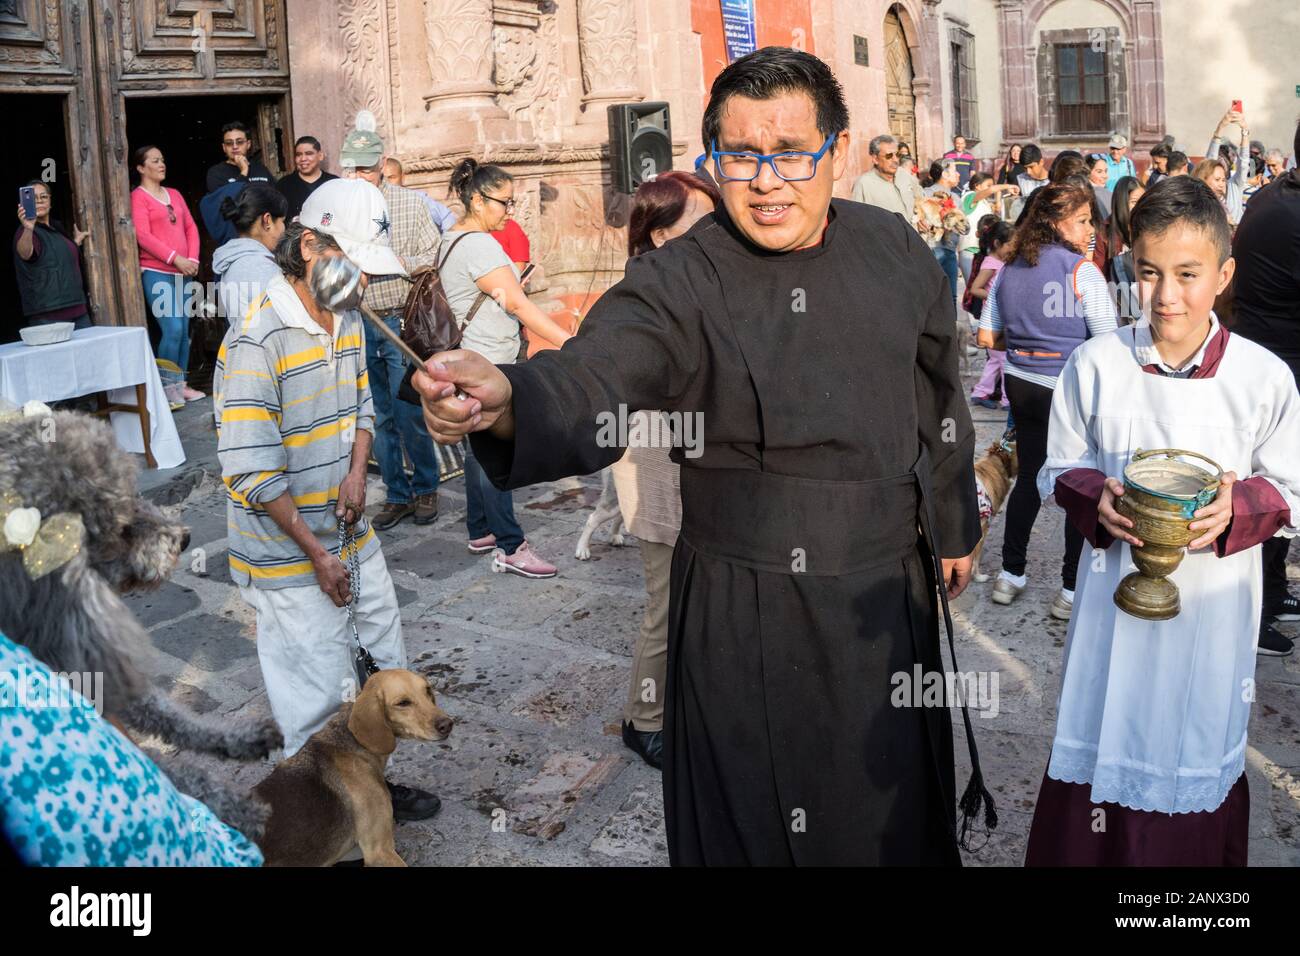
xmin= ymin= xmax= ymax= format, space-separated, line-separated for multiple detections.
xmin=19 ymin=322 xmax=75 ymax=346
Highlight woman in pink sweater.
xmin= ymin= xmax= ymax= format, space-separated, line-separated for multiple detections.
xmin=131 ymin=144 xmax=202 ymax=403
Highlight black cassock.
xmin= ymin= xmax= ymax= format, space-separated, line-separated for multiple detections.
xmin=471 ymin=198 xmax=993 ymax=865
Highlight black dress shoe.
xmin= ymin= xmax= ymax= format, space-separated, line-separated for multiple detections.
xmin=1258 ymin=621 xmax=1294 ymax=658
xmin=386 ymin=781 xmax=443 ymax=820
xmin=621 ymin=721 xmax=663 ymax=770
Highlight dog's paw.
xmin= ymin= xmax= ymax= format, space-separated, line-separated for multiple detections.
xmin=219 ymin=717 xmax=284 ymax=760
xmin=219 ymin=793 xmax=273 ymax=843
xmin=611 ymin=532 xmax=625 ymax=547
xmin=973 ymin=572 xmax=990 ymax=583
xmin=575 ymin=542 xmax=592 ymax=560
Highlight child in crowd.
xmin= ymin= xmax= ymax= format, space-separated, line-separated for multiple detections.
xmin=966 ymin=218 xmax=1014 ymax=410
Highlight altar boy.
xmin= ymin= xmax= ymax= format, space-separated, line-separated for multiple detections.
xmin=1025 ymin=176 xmax=1300 ymax=866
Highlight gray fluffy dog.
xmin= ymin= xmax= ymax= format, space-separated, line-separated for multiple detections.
xmin=0 ymin=409 xmax=279 ymax=839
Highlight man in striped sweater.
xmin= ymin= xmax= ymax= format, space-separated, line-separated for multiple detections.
xmin=214 ymin=178 xmax=442 ymax=821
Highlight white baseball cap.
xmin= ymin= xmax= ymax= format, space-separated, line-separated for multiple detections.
xmin=298 ymin=178 xmax=406 ymax=277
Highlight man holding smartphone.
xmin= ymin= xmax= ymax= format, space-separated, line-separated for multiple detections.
xmin=13 ymin=181 xmax=91 ymax=330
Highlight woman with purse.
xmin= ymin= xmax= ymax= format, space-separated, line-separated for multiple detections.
xmin=441 ymin=158 xmax=572 ymax=578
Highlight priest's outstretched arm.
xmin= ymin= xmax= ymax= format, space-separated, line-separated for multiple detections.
xmin=412 ymin=248 xmax=704 ymax=489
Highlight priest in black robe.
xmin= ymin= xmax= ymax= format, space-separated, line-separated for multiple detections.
xmin=413 ymin=47 xmax=995 ymax=865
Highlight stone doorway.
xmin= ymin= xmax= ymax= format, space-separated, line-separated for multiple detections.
xmin=884 ymin=7 xmax=917 ymax=157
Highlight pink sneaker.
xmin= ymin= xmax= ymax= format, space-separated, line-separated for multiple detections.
xmin=492 ymin=541 xmax=557 ymax=579
xmin=467 ymin=534 xmax=497 ymax=554
xmin=181 ymin=383 xmax=206 ymax=402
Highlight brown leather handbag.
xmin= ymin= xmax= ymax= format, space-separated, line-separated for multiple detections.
xmin=399 ymin=232 xmax=485 ymax=359
xmin=395 ymin=232 xmax=488 ymax=405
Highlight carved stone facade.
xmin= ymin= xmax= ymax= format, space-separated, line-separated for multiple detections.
xmin=289 ymin=0 xmax=685 ymax=320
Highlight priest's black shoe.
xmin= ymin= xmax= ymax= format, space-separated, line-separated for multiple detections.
xmin=387 ymin=781 xmax=442 ymax=820
xmin=622 ymin=721 xmax=663 ymax=770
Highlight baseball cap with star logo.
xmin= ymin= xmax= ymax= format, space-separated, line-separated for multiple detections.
xmin=298 ymin=178 xmax=406 ymax=277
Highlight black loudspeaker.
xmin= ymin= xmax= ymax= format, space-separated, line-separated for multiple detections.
xmin=608 ymin=102 xmax=672 ymax=194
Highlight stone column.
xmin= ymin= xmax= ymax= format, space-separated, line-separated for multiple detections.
xmin=422 ymin=0 xmax=508 ymax=124
xmin=576 ymin=0 xmax=641 ymax=125
xmin=916 ymin=0 xmax=946 ymax=161
xmin=1129 ymin=0 xmax=1166 ymax=149
xmin=996 ymin=0 xmax=1036 ymax=144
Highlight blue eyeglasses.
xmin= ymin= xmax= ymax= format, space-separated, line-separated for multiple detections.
xmin=710 ymin=134 xmax=836 ymax=183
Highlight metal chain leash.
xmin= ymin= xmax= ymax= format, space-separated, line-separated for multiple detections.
xmin=338 ymin=516 xmax=378 ymax=686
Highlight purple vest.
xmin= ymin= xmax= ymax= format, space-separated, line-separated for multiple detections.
xmin=996 ymin=243 xmax=1089 ymax=377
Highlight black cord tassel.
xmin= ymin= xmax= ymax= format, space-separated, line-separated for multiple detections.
xmin=957 ymin=769 xmax=999 ymax=851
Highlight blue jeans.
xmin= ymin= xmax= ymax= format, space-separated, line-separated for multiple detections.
xmin=464 ymin=445 xmax=524 ymax=555
xmin=933 ymin=246 xmax=959 ymax=305
xmin=364 ymin=312 xmax=441 ymax=504
xmin=142 ymin=269 xmax=190 ymax=384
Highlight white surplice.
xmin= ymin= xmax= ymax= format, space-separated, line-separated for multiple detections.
xmin=1038 ymin=319 xmax=1300 ymax=813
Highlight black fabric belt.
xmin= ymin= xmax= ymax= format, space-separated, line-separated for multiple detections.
xmin=677 ymin=464 xmax=920 ymax=577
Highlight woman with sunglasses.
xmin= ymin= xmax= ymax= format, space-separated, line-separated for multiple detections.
xmin=441 ymin=157 xmax=572 ymax=579
xmin=131 ymin=144 xmax=202 ymax=405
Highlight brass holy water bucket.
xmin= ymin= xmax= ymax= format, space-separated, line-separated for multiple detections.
xmin=1113 ymin=449 xmax=1222 ymax=622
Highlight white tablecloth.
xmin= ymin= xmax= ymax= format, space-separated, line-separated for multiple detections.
xmin=0 ymin=326 xmax=186 ymax=469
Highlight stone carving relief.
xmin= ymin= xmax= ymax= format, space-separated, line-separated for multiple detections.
xmin=424 ymin=0 xmax=495 ymax=92
xmin=493 ymin=0 xmax=561 ymax=141
xmin=539 ymin=179 xmax=630 ymax=285
xmin=339 ymin=0 xmax=392 ymax=140
xmin=576 ymin=0 xmax=638 ymax=100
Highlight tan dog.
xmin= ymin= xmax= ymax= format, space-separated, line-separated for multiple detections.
xmin=971 ymin=439 xmax=1019 ymax=583
xmin=913 ymin=196 xmax=969 ymax=245
xmin=254 ymin=670 xmax=453 ymax=867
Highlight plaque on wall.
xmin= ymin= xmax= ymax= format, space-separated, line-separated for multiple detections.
xmin=854 ymin=35 xmax=869 ymax=67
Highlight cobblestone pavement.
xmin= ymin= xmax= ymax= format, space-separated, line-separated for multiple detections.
xmin=126 ymin=353 xmax=1300 ymax=867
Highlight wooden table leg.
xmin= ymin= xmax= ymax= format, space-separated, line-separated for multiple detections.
xmin=136 ymin=382 xmax=156 ymax=469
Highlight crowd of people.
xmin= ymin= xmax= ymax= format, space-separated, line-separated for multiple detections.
xmin=852 ymin=112 xmax=1299 ymax=658
xmin=4 ymin=45 xmax=1298 ymax=870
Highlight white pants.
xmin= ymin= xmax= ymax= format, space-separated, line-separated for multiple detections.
xmin=240 ymin=548 xmax=406 ymax=757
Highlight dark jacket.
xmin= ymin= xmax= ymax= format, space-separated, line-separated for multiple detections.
xmin=12 ymin=222 xmax=87 ymax=317
xmin=1231 ymin=170 xmax=1300 ymax=365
